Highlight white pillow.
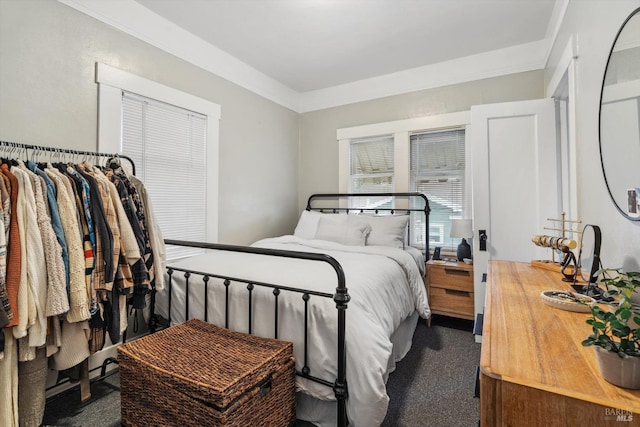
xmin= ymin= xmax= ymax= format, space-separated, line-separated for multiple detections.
xmin=293 ymin=210 xmax=323 ymax=239
xmin=314 ymin=216 xmax=371 ymax=246
xmin=293 ymin=210 xmax=349 ymax=239
xmin=355 ymin=214 xmax=409 ymax=248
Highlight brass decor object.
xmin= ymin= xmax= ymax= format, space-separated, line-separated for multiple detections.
xmin=531 ymin=213 xmax=582 ymax=282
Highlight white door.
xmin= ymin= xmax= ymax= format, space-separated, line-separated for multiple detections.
xmin=470 ymin=99 xmax=558 ymax=329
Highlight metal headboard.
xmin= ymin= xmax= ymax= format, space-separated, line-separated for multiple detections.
xmin=306 ymin=192 xmax=431 ymax=260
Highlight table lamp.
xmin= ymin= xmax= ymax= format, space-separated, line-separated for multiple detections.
xmin=450 ymin=219 xmax=473 ymax=261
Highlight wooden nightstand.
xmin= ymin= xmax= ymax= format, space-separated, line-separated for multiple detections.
xmin=425 ymin=260 xmax=474 ymax=326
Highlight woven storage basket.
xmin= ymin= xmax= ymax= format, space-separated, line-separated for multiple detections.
xmin=118 ymin=319 xmax=295 ymax=427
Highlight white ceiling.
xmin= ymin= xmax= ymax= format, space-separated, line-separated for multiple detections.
xmin=134 ymin=0 xmax=558 ymax=92
xmin=61 ymin=0 xmax=564 ymax=111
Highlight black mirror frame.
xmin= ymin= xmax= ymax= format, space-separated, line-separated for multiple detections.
xmin=598 ymin=6 xmax=640 ymax=221
xmin=573 ymin=224 xmax=606 ymax=300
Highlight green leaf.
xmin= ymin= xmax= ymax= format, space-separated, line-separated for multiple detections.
xmin=591 ymin=321 xmax=606 ymax=330
xmin=584 ymin=269 xmax=640 ymax=356
xmin=619 ymin=308 xmax=631 ymax=320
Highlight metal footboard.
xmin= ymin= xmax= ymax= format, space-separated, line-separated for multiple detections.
xmin=149 ymin=239 xmax=350 ymax=427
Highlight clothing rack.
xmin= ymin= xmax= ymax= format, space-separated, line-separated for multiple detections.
xmin=0 ymin=139 xmax=140 ymax=405
xmin=0 ymin=140 xmax=136 ymax=175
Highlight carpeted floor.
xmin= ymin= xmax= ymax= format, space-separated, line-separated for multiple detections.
xmin=382 ymin=316 xmax=480 ymax=426
xmin=42 ymin=315 xmax=480 ymax=426
xmin=43 ymin=372 xmax=121 ymax=427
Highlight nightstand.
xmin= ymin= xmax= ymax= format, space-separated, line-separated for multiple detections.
xmin=425 ymin=260 xmax=474 ymax=326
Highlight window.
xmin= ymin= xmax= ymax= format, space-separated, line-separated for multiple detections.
xmin=96 ymin=63 xmax=220 ymax=260
xmin=410 ymin=129 xmax=465 ymax=251
xmin=429 ymin=224 xmax=445 ymax=245
xmin=337 ymin=111 xmax=470 ymax=254
xmin=122 ymin=93 xmax=207 ymax=259
xmin=349 ymin=135 xmax=394 ymax=209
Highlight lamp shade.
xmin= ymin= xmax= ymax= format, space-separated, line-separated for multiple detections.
xmin=450 ymin=219 xmax=473 ymax=238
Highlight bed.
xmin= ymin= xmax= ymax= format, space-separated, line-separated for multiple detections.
xmin=150 ymin=193 xmax=431 ymax=426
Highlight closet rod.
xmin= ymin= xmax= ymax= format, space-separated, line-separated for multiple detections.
xmin=0 ymin=140 xmax=136 ymax=175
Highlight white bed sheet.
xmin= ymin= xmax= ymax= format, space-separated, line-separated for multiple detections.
xmin=155 ymin=236 xmax=430 ymax=426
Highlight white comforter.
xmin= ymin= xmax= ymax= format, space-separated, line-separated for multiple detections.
xmin=155 ymin=236 xmax=430 ymax=426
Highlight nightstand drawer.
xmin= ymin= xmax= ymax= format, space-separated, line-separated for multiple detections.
xmin=428 ymin=266 xmax=473 ymax=292
xmin=430 ymin=286 xmax=474 ymax=316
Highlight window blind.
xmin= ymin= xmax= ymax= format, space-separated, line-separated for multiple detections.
xmin=122 ymin=92 xmax=207 ymax=260
xmin=349 ymin=135 xmax=394 ymax=209
xmin=410 ymin=129 xmax=465 ymax=251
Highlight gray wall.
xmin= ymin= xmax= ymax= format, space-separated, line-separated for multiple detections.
xmin=2 ymin=0 xmax=639 ymax=273
xmin=298 ymin=71 xmax=545 ymax=211
xmin=546 ymin=0 xmax=640 ymax=271
xmin=0 ymin=0 xmax=300 ymax=245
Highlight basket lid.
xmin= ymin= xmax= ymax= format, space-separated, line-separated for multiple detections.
xmin=118 ymin=319 xmax=293 ymax=408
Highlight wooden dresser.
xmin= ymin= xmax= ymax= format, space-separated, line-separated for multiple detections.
xmin=480 ymin=260 xmax=640 ymax=426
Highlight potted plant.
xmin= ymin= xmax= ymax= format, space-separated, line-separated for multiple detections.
xmin=582 ymin=269 xmax=640 ymax=389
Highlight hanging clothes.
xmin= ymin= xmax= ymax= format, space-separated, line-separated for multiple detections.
xmin=0 ymin=174 xmax=10 ymax=329
xmin=20 ymin=161 xmax=68 ymax=319
xmin=130 ymin=174 xmax=166 ymax=292
xmin=44 ymin=166 xmax=89 ymax=324
xmin=1 ymin=164 xmax=21 ymax=330
xmin=106 ymin=162 xmax=152 ymax=309
xmin=11 ymin=165 xmax=45 ymax=350
xmin=105 ymin=169 xmax=149 ymax=292
xmin=0 ymin=143 xmax=164 ymax=427
xmin=27 ymin=160 xmax=70 ymax=293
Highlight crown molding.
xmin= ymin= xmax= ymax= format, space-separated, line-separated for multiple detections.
xmin=58 ymin=0 xmax=300 ymax=111
xmin=59 ymin=0 xmax=552 ymax=113
xmin=543 ymin=0 xmax=571 ymax=67
xmin=299 ymin=40 xmax=548 ymax=113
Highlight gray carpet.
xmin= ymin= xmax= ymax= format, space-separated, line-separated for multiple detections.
xmin=382 ymin=316 xmax=480 ymax=426
xmin=42 ymin=316 xmax=480 ymax=426
xmin=43 ymin=373 xmax=121 ymax=427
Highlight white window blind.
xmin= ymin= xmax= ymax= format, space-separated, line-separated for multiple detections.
xmin=410 ymin=129 xmax=465 ymax=251
xmin=122 ymin=92 xmax=207 ymax=260
xmin=349 ymin=135 xmax=394 ymax=209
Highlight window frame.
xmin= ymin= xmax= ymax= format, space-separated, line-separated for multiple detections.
xmin=338 ymin=111 xmax=471 ymax=253
xmin=95 ymin=62 xmax=221 ymax=244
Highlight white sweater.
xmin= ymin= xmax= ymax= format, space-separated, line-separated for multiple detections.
xmin=10 ymin=166 xmax=47 ymax=350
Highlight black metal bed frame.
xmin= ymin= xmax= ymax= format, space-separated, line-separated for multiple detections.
xmin=149 ymin=192 xmax=430 ymax=427
xmin=306 ymin=192 xmax=431 ymax=258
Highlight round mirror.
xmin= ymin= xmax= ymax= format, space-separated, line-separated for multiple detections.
xmin=599 ymin=7 xmax=640 ymax=221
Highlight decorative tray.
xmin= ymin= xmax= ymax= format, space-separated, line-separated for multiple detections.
xmin=540 ymin=290 xmax=596 ymax=313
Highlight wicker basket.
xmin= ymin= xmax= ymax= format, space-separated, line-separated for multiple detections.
xmin=118 ymin=319 xmax=295 ymax=426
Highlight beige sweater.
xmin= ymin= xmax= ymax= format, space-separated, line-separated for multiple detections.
xmin=22 ymin=164 xmax=68 ymax=317
xmin=45 ymin=167 xmax=89 ymax=323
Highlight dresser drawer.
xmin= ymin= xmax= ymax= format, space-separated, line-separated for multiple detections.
xmin=429 ymin=286 xmax=474 ymax=317
xmin=428 ymin=265 xmax=473 ymax=292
